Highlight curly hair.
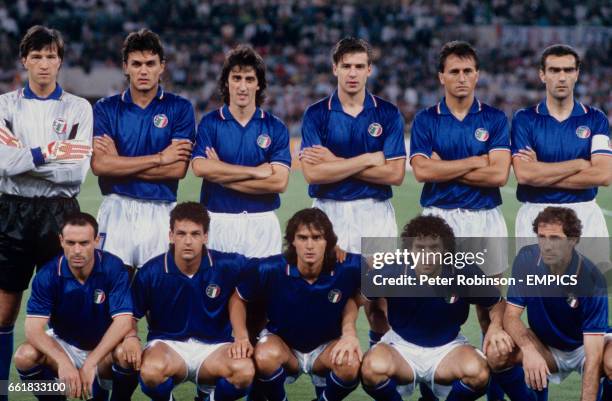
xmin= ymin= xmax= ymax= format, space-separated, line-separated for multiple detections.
xmin=284 ymin=208 xmax=337 ymax=273
xmin=400 ymin=215 xmax=456 ymax=253
xmin=218 ymin=45 xmax=267 ymax=106
xmin=532 ymin=206 xmax=582 ymax=238
xmin=170 ymin=202 xmax=210 ymax=233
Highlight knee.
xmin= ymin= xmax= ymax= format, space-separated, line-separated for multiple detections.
xmin=14 ymin=343 xmax=43 ymax=370
xmin=111 ymin=344 xmax=130 ymax=369
xmin=486 ymin=349 xmax=514 ymax=372
xmin=462 ymin=358 xmax=490 ymax=390
xmin=360 ymin=349 xmax=392 ymax=385
xmin=604 ymin=348 xmax=612 ymax=379
xmin=227 ymin=358 xmax=255 ymax=389
xmin=332 ymin=361 xmax=360 ymax=382
xmin=139 ymin=357 xmax=167 ymax=386
xmin=254 ymin=343 xmax=283 ymax=375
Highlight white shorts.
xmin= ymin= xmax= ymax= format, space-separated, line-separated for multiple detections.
xmin=97 ymin=194 xmax=174 ymax=267
xmin=605 ymin=333 xmax=612 ymax=343
xmin=422 ymin=206 xmax=509 ymax=275
xmin=548 ymin=345 xmax=585 ymax=384
xmin=259 ymin=329 xmax=328 ymax=387
xmin=313 ymin=198 xmax=397 ymax=254
xmin=515 ymin=200 xmax=610 ymax=268
xmin=207 ymin=211 xmax=282 ymax=258
xmin=380 ymin=330 xmax=473 ymax=398
xmin=145 ymin=338 xmax=229 ymax=388
xmin=46 ymin=329 xmax=111 ymax=390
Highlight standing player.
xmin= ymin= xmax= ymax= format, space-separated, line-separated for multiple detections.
xmin=92 ymin=28 xmax=195 ymax=270
xmin=299 ymin=36 xmax=406 ymax=348
xmin=192 ymin=45 xmax=291 ymax=258
xmin=360 ymin=215 xmax=512 ymax=401
xmin=0 ymin=26 xmax=93 ymax=398
xmin=511 ymin=44 xmax=612 ymax=269
xmin=13 ymin=212 xmax=132 ymax=401
xmin=490 ymin=207 xmax=608 ymax=401
xmin=238 ymin=208 xmax=362 ymax=401
xmin=115 ymin=202 xmax=254 ymax=401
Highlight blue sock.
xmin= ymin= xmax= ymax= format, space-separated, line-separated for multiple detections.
xmin=17 ymin=365 xmax=64 ymax=401
xmin=446 ymin=379 xmax=485 ymax=401
xmin=245 ymin=380 xmax=265 ymax=401
xmin=602 ymin=378 xmax=612 ymax=401
xmin=0 ymin=325 xmax=14 ymax=401
xmin=92 ymin=378 xmax=109 ymax=401
xmin=362 ymin=377 xmax=403 ymax=401
xmin=487 ymin=378 xmax=505 ymax=401
xmin=492 ymin=366 xmax=536 ymax=401
xmin=315 ymin=386 xmax=325 ymax=399
xmin=210 ymin=377 xmax=248 ymax=401
xmin=369 ymin=330 xmax=384 ymax=348
xmin=420 ymin=382 xmax=439 ymax=400
xmin=319 ymin=371 xmax=358 ymax=401
xmin=534 ymin=388 xmax=548 ymax=401
xmin=257 ymin=367 xmax=287 ymax=401
xmin=139 ymin=376 xmax=174 ymax=401
xmin=110 ymin=364 xmax=138 ymax=401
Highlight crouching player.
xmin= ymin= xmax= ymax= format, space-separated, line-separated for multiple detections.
xmin=115 ymin=202 xmax=254 ymax=401
xmin=490 ymin=207 xmax=608 ymax=401
xmin=361 ymin=215 xmax=512 ymax=400
xmin=604 ymin=331 xmax=612 ymax=399
xmin=237 ymin=208 xmax=363 ymax=401
xmin=13 ymin=212 xmax=133 ymax=400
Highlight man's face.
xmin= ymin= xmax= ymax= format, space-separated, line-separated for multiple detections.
xmin=539 ymin=55 xmax=579 ymax=101
xmin=293 ymin=224 xmax=327 ymax=267
xmin=411 ymin=235 xmax=445 ymax=276
xmin=123 ymin=51 xmax=165 ymax=93
xmin=438 ymin=55 xmax=479 ymax=100
xmin=333 ymin=52 xmax=371 ymax=96
xmin=537 ymin=222 xmax=576 ymax=267
xmin=227 ymin=66 xmax=259 ymax=109
xmin=60 ymin=224 xmax=98 ymax=271
xmin=22 ymin=45 xmax=62 ymax=88
xmin=170 ymin=220 xmax=207 ymax=263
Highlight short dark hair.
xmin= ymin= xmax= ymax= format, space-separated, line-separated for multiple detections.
xmin=540 ymin=44 xmax=581 ymax=71
xmin=122 ymin=28 xmax=165 ymax=63
xmin=60 ymin=212 xmax=98 ymax=237
xmin=438 ymin=41 xmax=479 ymax=72
xmin=218 ymin=45 xmax=267 ymax=106
xmin=332 ymin=37 xmax=372 ymax=65
xmin=20 ymin=25 xmax=64 ymax=60
xmin=401 ymin=215 xmax=456 ymax=253
xmin=532 ymin=207 xmax=582 ymax=238
xmin=284 ymin=208 xmax=337 ymax=273
xmin=170 ymin=202 xmax=210 ymax=233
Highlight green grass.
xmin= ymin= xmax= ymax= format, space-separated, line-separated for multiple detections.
xmin=8 ymin=171 xmax=612 ymax=400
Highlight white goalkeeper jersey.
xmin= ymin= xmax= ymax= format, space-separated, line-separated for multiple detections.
xmin=0 ymin=83 xmax=92 ymax=198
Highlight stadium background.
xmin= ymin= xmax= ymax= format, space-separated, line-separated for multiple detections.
xmin=1 ymin=1 xmax=611 ymax=400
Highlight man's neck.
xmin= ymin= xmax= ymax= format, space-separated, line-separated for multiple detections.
xmin=545 ymin=95 xmax=574 ymax=122
xmin=130 ymin=84 xmax=158 ymax=109
xmin=445 ymin=93 xmax=474 ymax=121
xmin=175 ymin=254 xmax=202 ymax=277
xmin=69 ymin=261 xmax=94 ymax=284
xmin=29 ymin=81 xmax=57 ymax=99
xmin=229 ymin=103 xmax=256 ymax=127
xmin=337 ymin=88 xmax=365 ymax=117
xmin=296 ymin=260 xmax=323 ymax=284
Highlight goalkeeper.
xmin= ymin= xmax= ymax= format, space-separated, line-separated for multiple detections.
xmin=0 ymin=25 xmax=93 ymax=400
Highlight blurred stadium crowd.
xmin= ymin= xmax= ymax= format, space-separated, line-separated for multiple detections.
xmin=0 ymin=0 xmax=610 ymax=135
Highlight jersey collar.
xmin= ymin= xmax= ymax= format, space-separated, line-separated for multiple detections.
xmin=328 ymin=90 xmax=378 ymax=112
xmin=535 ymin=99 xmax=588 ymax=117
xmin=57 ymin=250 xmax=103 ymax=278
xmin=436 ymin=97 xmax=482 ymax=115
xmin=121 ymin=85 xmax=165 ymax=104
xmin=164 ymin=248 xmax=214 ymax=275
xmin=286 ymin=263 xmax=335 ymax=278
xmin=23 ymin=82 xmax=63 ymax=100
xmin=218 ymin=104 xmax=265 ymax=121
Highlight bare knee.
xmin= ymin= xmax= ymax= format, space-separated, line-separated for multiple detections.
xmin=461 ymin=357 xmax=490 ymax=390
xmin=361 ymin=347 xmax=393 ymax=386
xmin=14 ymin=343 xmax=44 ymax=371
xmin=226 ymin=358 xmax=255 ymax=389
xmin=486 ymin=348 xmax=515 ymax=372
xmin=332 ymin=361 xmax=360 ymax=382
xmin=254 ymin=342 xmax=284 ymax=376
xmin=604 ymin=345 xmax=612 ymax=379
xmin=111 ymin=344 xmax=131 ymax=369
xmin=139 ymin=355 xmax=167 ymax=386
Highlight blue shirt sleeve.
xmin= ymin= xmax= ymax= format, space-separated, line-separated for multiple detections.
xmin=131 ymin=266 xmax=149 ymax=320
xmin=107 ymin=258 xmax=133 ymax=317
xmin=300 ymin=106 xmax=324 ymax=150
xmin=510 ymin=110 xmax=533 ymax=156
xmin=171 ymin=100 xmax=196 ymax=142
xmin=383 ymin=108 xmax=406 ymax=159
xmin=237 ymin=257 xmax=273 ymax=302
xmin=507 ymin=248 xmax=530 ymax=308
xmin=409 ymin=111 xmax=433 ymax=159
xmin=193 ymin=115 xmax=215 ymax=159
xmin=591 ymin=110 xmax=612 ymax=157
xmin=581 ymin=294 xmax=608 ymax=335
xmin=488 ymin=112 xmax=510 ymax=152
xmin=269 ymin=119 xmax=292 ymax=168
xmin=26 ymin=265 xmax=56 ymax=318
xmin=93 ymin=99 xmax=112 ymax=139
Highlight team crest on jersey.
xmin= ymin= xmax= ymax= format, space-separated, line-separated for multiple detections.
xmin=328 ymin=289 xmax=342 ymax=303
xmin=93 ymin=289 xmax=106 ymax=304
xmin=566 ymin=293 xmax=579 ymax=309
xmin=474 ymin=128 xmax=489 ymax=142
xmin=153 ymin=114 xmax=169 ymax=128
xmin=257 ymin=134 xmax=272 ymax=149
xmin=206 ymin=284 xmax=221 ymax=298
xmin=367 ymin=123 xmax=383 ymax=138
xmin=575 ymin=126 xmax=591 ymax=139
xmin=52 ymin=118 xmax=67 ymax=136
xmin=445 ymin=294 xmax=459 ymax=304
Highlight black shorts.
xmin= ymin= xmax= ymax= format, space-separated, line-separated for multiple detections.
xmin=0 ymin=194 xmax=80 ymax=292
